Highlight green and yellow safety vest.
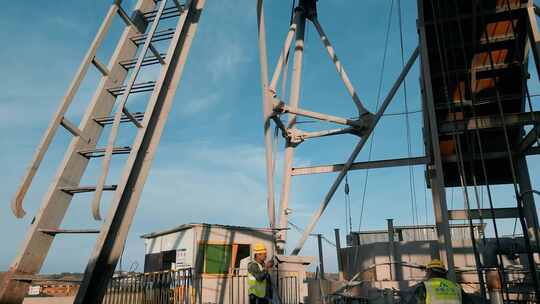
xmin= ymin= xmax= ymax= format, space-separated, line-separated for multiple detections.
xmin=423 ymin=278 xmax=462 ymax=304
xmin=248 ymin=261 xmax=266 ymax=298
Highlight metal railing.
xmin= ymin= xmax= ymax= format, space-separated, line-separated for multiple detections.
xmin=228 ymin=274 xmax=299 ymax=304
xmin=102 ymin=268 xmax=300 ymax=304
xmin=102 ymin=268 xmax=193 ymax=304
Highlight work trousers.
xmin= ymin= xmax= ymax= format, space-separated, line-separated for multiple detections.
xmin=249 ymin=294 xmax=269 ymax=304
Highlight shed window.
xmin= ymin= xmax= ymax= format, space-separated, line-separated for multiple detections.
xmin=202 ymin=244 xmax=251 ymax=274
xmin=204 ymin=245 xmax=232 ymax=274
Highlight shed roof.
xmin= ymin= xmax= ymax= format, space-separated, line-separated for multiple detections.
xmin=140 ymin=222 xmax=273 ymax=239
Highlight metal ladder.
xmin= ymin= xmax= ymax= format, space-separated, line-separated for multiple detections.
xmin=0 ymin=0 xmax=206 ymax=303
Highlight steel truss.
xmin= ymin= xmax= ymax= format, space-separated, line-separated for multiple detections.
xmin=257 ymin=0 xmax=421 ymax=256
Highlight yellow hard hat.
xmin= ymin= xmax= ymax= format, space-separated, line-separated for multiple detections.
xmin=253 ymin=243 xmax=267 ymax=254
xmin=426 ymin=259 xmax=447 ymax=272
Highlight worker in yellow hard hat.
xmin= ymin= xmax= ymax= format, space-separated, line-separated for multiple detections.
xmin=247 ymin=243 xmax=274 ymax=304
xmin=404 ymin=259 xmax=468 ymax=304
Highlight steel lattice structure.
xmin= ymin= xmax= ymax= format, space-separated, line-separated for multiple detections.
xmin=1 ymin=0 xmax=540 ymax=302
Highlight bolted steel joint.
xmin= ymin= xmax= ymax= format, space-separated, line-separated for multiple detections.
xmin=297 ymin=0 xmax=318 ymax=20
xmin=286 ymin=128 xmax=305 ymax=146
xmin=350 ymin=112 xmax=375 ymax=137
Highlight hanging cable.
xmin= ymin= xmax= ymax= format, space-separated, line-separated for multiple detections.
xmin=478 ymin=0 xmax=540 ymax=296
xmin=344 ymin=174 xmax=353 ymax=235
xmin=358 ymin=0 xmax=395 ymax=231
xmin=397 ymin=0 xmax=420 ymax=235
xmin=442 ymin=0 xmax=540 ymax=298
xmin=288 ymin=220 xmax=336 ymax=247
xmin=428 ymin=1 xmax=490 ymax=298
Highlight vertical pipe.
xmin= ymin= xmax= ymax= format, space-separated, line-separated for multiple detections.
xmin=334 ymin=228 xmax=345 ymax=281
xmin=277 ymin=6 xmax=307 ymax=253
xmin=317 ymin=234 xmax=325 ymax=279
xmin=516 ymin=157 xmax=540 ymax=247
xmin=256 ymin=0 xmax=276 ymax=232
xmin=387 ymin=219 xmax=397 ymax=281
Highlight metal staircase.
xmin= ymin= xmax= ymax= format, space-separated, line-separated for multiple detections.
xmin=0 ymin=0 xmax=206 ymax=303
xmin=419 ymin=0 xmax=540 ymax=301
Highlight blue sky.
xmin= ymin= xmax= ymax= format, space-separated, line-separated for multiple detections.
xmin=1 ymin=0 xmax=539 ymax=274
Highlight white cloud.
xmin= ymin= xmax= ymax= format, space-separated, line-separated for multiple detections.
xmin=178 ymin=93 xmax=220 ymax=116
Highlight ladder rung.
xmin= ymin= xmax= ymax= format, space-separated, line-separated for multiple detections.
xmin=144 ymin=6 xmax=184 ymax=22
xmin=38 ymin=228 xmax=100 ymax=235
xmin=92 ymin=56 xmax=110 ymax=76
xmin=60 ymin=185 xmax=117 ymax=194
xmin=448 ymin=207 xmax=519 ymax=221
xmin=78 ymin=146 xmax=132 ymax=158
xmin=119 ymin=53 xmax=167 ymax=69
xmin=131 ymin=28 xmax=175 ymax=45
xmin=94 ymin=112 xmax=145 ymax=125
xmin=60 ymin=117 xmax=90 ymax=142
xmin=108 ymin=81 xmax=156 ymax=96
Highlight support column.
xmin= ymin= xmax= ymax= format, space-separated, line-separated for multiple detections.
xmin=334 ymin=228 xmax=345 ymax=281
xmin=516 ymin=157 xmax=540 ymax=249
xmin=387 ymin=219 xmax=398 ymax=281
xmin=276 ymin=5 xmax=307 ymax=253
xmin=317 ymin=234 xmax=325 ymax=279
xmin=527 ymin=2 xmax=540 ymax=81
xmin=257 ymin=0 xmax=276 ymax=231
xmin=418 ymin=10 xmax=456 ymax=279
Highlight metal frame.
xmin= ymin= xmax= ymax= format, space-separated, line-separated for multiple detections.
xmin=257 ymin=0 xmax=421 ymax=255
xmin=4 ymin=0 xmax=540 ymax=302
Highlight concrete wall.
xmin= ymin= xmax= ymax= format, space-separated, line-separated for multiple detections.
xmin=23 ymin=297 xmax=74 ymax=304
xmin=341 ymin=238 xmax=478 ymax=292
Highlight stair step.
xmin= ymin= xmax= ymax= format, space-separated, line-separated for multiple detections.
xmin=60 ymin=185 xmax=117 ymax=194
xmin=94 ymin=112 xmax=145 ymax=126
xmin=119 ymin=53 xmax=166 ymax=69
xmin=78 ymin=146 xmax=132 ymax=158
xmin=143 ymin=6 xmax=184 ymax=22
xmin=108 ymin=81 xmax=156 ymax=96
xmin=39 ymin=228 xmax=100 ymax=235
xmin=131 ymin=28 xmax=175 ymax=45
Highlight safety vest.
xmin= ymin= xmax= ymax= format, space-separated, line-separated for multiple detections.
xmin=423 ymin=278 xmax=462 ymax=304
xmin=248 ymin=261 xmax=267 ymax=298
